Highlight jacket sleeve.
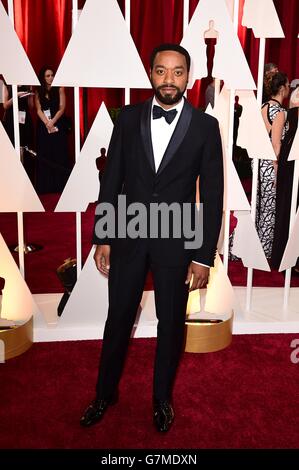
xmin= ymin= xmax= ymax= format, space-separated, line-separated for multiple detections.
xmin=92 ymin=109 xmax=125 ymax=245
xmin=193 ymin=117 xmax=224 ymax=266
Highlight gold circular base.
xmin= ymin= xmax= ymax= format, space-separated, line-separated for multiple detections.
xmin=0 ymin=316 xmax=33 ymax=360
xmin=185 ymin=312 xmax=233 ymax=353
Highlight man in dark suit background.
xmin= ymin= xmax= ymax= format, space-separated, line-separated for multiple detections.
xmin=80 ymin=44 xmax=223 ymax=432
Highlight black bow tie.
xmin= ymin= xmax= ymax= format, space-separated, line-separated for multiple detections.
xmin=152 ymin=105 xmax=178 ymax=124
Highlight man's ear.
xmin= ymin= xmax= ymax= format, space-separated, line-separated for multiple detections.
xmin=149 ymin=68 xmax=152 ymax=80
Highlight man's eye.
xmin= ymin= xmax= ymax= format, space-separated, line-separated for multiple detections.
xmin=175 ymin=71 xmax=183 ymax=76
xmin=156 ymin=69 xmax=164 ymax=75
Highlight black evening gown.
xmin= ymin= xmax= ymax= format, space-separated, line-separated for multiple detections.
xmin=272 ymin=107 xmax=299 ymax=269
xmin=36 ymin=88 xmax=70 ymax=194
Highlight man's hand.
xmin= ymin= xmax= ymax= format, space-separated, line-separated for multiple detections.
xmin=185 ymin=262 xmax=210 ymax=291
xmin=94 ymin=245 xmax=111 ymax=276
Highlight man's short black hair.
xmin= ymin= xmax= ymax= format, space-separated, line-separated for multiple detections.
xmin=150 ymin=43 xmax=191 ymax=72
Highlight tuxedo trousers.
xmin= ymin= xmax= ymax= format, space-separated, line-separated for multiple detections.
xmin=96 ymin=243 xmax=190 ymax=401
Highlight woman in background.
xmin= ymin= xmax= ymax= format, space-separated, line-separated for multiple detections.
xmin=35 ymin=66 xmax=70 ymax=194
xmin=256 ymin=72 xmax=289 ymax=258
xmin=272 ymin=86 xmax=299 ymax=273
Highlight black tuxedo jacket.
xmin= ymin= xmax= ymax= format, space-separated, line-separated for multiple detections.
xmin=92 ymin=97 xmax=223 ymax=267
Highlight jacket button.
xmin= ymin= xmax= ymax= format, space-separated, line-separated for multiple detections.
xmin=152 ymin=192 xmax=159 ymax=197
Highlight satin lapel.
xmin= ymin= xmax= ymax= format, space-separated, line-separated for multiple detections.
xmin=140 ymin=98 xmax=155 ymax=173
xmin=156 ymin=99 xmax=193 ymax=177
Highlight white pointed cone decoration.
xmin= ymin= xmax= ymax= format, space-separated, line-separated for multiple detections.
xmin=205 ymin=253 xmax=235 ymax=314
xmin=288 ymin=127 xmax=299 ymax=162
xmin=242 ymin=0 xmax=284 ymax=38
xmin=53 ymin=0 xmax=151 ymax=88
xmin=279 ymin=208 xmax=299 ymax=271
xmin=181 ymin=0 xmax=256 ymax=90
xmin=0 ymin=2 xmax=39 ymax=85
xmin=224 ymin=155 xmax=251 ymax=211
xmin=210 ymin=85 xmax=230 ymax=147
xmin=207 ymin=90 xmax=250 ymax=211
xmin=55 ymin=103 xmax=113 ymax=212
xmin=217 ymin=214 xmax=226 ymax=256
xmin=58 ymin=246 xmax=108 ymax=329
xmin=237 ymin=90 xmax=277 ymax=161
xmin=0 ymin=123 xmax=44 ymax=212
xmin=187 ymin=254 xmax=235 ymax=317
xmin=230 ymin=211 xmax=271 ymax=271
xmin=0 ymin=233 xmax=39 ymax=321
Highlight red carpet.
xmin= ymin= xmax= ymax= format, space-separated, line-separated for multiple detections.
xmin=1 ymin=335 xmax=299 ymax=449
xmin=0 ymin=193 xmax=298 ymax=293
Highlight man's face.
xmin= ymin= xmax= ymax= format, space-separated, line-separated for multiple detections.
xmin=150 ymin=50 xmax=189 ymax=107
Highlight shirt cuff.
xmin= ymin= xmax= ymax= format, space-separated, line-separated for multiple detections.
xmin=192 ymin=260 xmax=210 ymax=268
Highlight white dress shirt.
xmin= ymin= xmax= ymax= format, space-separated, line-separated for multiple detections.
xmin=150 ymin=97 xmax=210 ymax=268
xmin=151 ymin=96 xmax=184 ymax=172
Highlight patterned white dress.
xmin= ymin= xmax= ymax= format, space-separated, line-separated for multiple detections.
xmin=255 ymin=101 xmax=287 ymax=258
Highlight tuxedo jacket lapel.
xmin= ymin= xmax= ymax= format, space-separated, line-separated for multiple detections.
xmin=140 ymin=98 xmax=156 ymax=173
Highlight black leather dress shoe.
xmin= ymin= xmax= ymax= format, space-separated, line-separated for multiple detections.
xmin=80 ymin=394 xmax=118 ymax=427
xmin=153 ymin=400 xmax=174 ymax=432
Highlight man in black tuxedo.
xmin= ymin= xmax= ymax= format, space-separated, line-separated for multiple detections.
xmin=80 ymin=44 xmax=223 ymax=432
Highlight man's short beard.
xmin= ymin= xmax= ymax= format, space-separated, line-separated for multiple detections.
xmin=153 ymin=84 xmax=186 ymax=105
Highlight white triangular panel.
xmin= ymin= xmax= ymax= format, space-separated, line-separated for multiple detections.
xmin=288 ymin=127 xmax=299 ymax=161
xmin=237 ymin=90 xmax=277 ymax=160
xmin=58 ymin=247 xmax=108 ymax=328
xmin=0 ymin=123 xmax=44 ymax=212
xmin=208 ymin=89 xmax=250 ymax=211
xmin=212 ymin=85 xmax=230 ymax=147
xmin=231 ymin=211 xmax=271 ymax=270
xmin=55 ymin=103 xmax=113 ymax=212
xmin=224 ymin=156 xmax=251 ymax=210
xmin=279 ymin=208 xmax=299 ymax=271
xmin=0 ymin=233 xmax=39 ymax=321
xmin=225 ymin=0 xmax=234 ymax=19
xmin=216 ymin=214 xmax=225 ymax=255
xmin=181 ymin=0 xmax=256 ymax=89
xmin=205 ymin=103 xmax=214 ymax=114
xmin=53 ymin=0 xmax=151 ymax=88
xmin=242 ymin=0 xmax=284 ymax=38
xmin=187 ymin=254 xmax=235 ymax=316
xmin=0 ymin=2 xmax=39 ymax=85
